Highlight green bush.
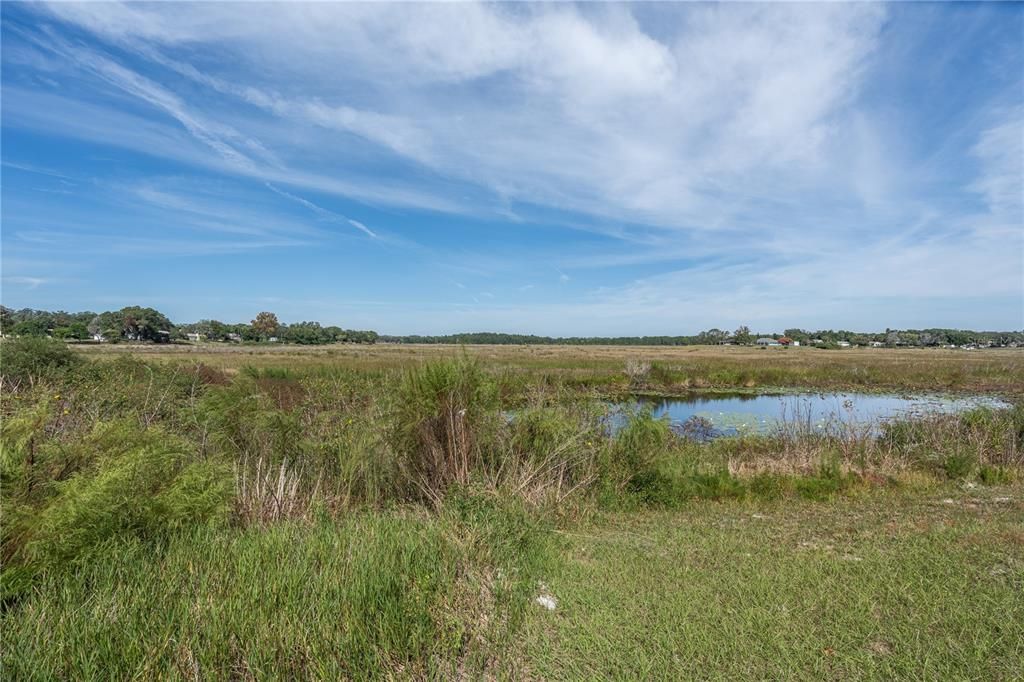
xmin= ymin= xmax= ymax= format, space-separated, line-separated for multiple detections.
xmin=978 ymin=465 xmax=1012 ymax=485
xmin=0 ymin=337 xmax=81 ymax=386
xmin=10 ymin=421 xmax=231 ymax=570
xmin=602 ymin=409 xmax=671 ymax=492
xmin=392 ymin=357 xmax=500 ymax=502
xmin=941 ymin=452 xmax=976 ymax=480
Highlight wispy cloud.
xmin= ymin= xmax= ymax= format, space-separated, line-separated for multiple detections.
xmin=3 ymin=276 xmax=51 ymax=290
xmin=265 ymin=183 xmax=378 ymax=238
xmin=2 ymin=2 xmax=1020 ymax=331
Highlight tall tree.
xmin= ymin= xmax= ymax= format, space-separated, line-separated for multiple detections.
xmin=251 ymin=311 xmax=280 ymax=340
xmin=733 ymin=325 xmax=752 ymax=346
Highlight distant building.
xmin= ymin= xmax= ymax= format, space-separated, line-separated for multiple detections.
xmin=869 ymin=341 xmax=884 ymax=348
xmin=791 ymin=340 xmax=800 ymax=347
xmin=227 ymin=333 xmax=242 ymax=343
xmin=810 ymin=339 xmax=824 ymax=345
xmin=92 ymin=333 xmax=106 ymax=342
xmin=268 ymin=336 xmax=278 ymax=343
xmin=186 ymin=332 xmax=203 ymax=342
xmin=756 ymin=338 xmax=781 ymax=346
xmin=837 ymin=340 xmax=851 ymax=348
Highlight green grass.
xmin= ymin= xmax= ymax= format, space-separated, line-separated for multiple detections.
xmin=69 ymin=341 xmax=1024 ymax=396
xmin=525 ymin=487 xmax=1024 ymax=679
xmin=1 ymin=496 xmax=554 ymax=680
xmin=4 ymin=486 xmax=1021 ymax=679
xmin=3 ymin=340 xmax=1023 ymax=678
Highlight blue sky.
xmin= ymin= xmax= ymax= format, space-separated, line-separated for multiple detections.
xmin=2 ymin=2 xmax=1021 ymax=335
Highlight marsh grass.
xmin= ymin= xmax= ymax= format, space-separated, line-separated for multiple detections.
xmin=2 ymin=342 xmax=1023 ymax=678
xmin=71 ymin=342 xmax=1024 ymax=395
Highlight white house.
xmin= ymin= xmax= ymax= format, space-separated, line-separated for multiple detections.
xmin=869 ymin=341 xmax=884 ymax=348
xmin=186 ymin=332 xmax=204 ymax=343
xmin=756 ymin=338 xmax=781 ymax=346
xmin=837 ymin=340 xmax=851 ymax=348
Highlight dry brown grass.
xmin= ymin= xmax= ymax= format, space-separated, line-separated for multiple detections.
xmin=72 ymin=342 xmax=1024 ymax=395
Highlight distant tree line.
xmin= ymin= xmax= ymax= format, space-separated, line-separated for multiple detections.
xmin=0 ymin=307 xmax=378 ymax=345
xmin=381 ymin=326 xmax=1024 ymax=348
xmin=2 ymin=306 xmax=1020 ymax=348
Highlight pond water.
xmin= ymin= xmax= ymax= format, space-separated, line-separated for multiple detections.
xmin=626 ymin=392 xmax=1009 ymax=438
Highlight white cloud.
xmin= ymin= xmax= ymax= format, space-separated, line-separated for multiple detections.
xmin=33 ymin=1 xmax=890 ymax=229
xmin=5 ymin=2 xmax=1020 ymax=331
xmin=264 ymin=183 xmax=377 ymax=238
xmin=969 ymin=106 xmax=1024 ymax=232
xmin=3 ymin=276 xmax=50 ymax=290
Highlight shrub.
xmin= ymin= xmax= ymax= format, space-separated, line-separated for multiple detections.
xmin=941 ymin=452 xmax=976 ymax=480
xmin=602 ymin=409 xmax=671 ymax=492
xmin=502 ymin=402 xmax=605 ymax=504
xmin=197 ymin=377 xmax=306 ymax=464
xmin=12 ymin=421 xmax=231 ymax=569
xmin=0 ymin=337 xmax=81 ymax=387
xmin=978 ymin=464 xmax=1012 ymax=485
xmin=392 ymin=358 xmax=500 ymax=503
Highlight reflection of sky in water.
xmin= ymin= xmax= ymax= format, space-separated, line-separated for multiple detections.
xmin=629 ymin=393 xmax=1009 ymax=436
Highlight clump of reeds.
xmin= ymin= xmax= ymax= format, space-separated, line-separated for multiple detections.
xmin=234 ymin=456 xmax=320 ymax=525
xmin=624 ymin=358 xmax=652 ymax=386
xmin=391 ymin=357 xmax=500 ymax=504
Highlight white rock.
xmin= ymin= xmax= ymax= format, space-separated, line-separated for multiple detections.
xmin=535 ymin=594 xmax=557 ymax=611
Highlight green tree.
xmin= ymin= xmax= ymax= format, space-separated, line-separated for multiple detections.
xmin=783 ymin=329 xmax=810 ymax=344
xmin=698 ymin=328 xmax=728 ymax=345
xmin=11 ymin=320 xmax=49 ymax=337
xmin=94 ymin=307 xmax=175 ymax=342
xmin=251 ymin=312 xmax=280 ymax=341
xmin=733 ymin=325 xmax=752 ymax=346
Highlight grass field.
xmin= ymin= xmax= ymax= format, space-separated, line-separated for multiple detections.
xmin=73 ymin=342 xmax=1024 ymax=395
xmin=526 ymin=487 xmax=1024 ymax=680
xmin=2 ymin=339 xmax=1022 ymax=679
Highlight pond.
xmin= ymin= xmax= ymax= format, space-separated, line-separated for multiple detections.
xmin=625 ymin=392 xmax=1010 ymax=438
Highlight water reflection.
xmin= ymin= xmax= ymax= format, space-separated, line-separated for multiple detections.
xmin=618 ymin=392 xmax=1008 ymax=439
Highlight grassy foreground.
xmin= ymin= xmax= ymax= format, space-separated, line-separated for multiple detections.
xmin=3 ymin=486 xmax=1021 ymax=679
xmin=526 ymin=487 xmax=1024 ymax=680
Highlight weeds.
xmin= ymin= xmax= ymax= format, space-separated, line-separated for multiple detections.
xmin=0 ymin=340 xmax=1022 ymax=677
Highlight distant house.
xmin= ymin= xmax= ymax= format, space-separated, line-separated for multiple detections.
xmin=92 ymin=333 xmax=106 ymax=342
xmin=837 ymin=340 xmax=851 ymax=348
xmin=810 ymin=339 xmax=824 ymax=345
xmin=777 ymin=337 xmax=794 ymax=346
xmin=268 ymin=336 xmax=278 ymax=343
xmin=186 ymin=332 xmax=203 ymax=343
xmin=227 ymin=332 xmax=242 ymax=343
xmin=869 ymin=341 xmax=884 ymax=348
xmin=756 ymin=338 xmax=781 ymax=346
xmin=791 ymin=340 xmax=800 ymax=347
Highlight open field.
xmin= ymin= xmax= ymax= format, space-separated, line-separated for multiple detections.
xmin=526 ymin=487 xmax=1024 ymax=680
xmin=2 ymin=338 xmax=1023 ymax=678
xmin=72 ymin=342 xmax=1024 ymax=395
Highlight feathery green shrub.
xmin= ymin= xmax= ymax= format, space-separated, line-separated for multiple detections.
xmin=0 ymin=337 xmax=81 ymax=387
